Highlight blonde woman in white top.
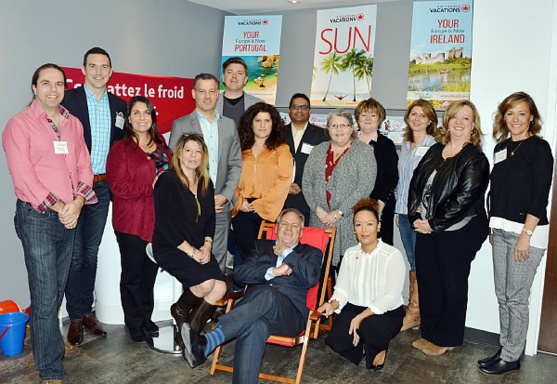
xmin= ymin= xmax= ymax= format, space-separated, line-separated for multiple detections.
xmin=318 ymin=199 xmax=407 ymax=370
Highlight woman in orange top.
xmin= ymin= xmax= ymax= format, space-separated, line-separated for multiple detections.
xmin=232 ymin=102 xmax=293 ymax=262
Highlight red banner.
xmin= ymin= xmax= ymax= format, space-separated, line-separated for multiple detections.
xmin=62 ymin=67 xmax=195 ymax=134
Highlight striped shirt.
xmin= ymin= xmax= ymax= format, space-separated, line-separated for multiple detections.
xmin=84 ymin=85 xmax=111 ymax=174
xmin=395 ymin=135 xmax=436 ymax=214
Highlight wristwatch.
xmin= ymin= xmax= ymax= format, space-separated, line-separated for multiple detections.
xmin=338 ymin=209 xmax=344 ymax=217
xmin=522 ymin=228 xmax=533 ymax=236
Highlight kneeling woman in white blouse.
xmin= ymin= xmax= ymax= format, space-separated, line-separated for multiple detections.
xmin=319 ymin=198 xmax=407 ymax=370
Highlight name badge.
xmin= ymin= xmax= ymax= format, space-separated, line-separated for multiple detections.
xmin=301 ymin=142 xmax=314 ymax=155
xmin=494 ymin=149 xmax=507 ymax=164
xmin=115 ymin=113 xmax=125 ymax=129
xmin=415 ymin=146 xmax=430 ymax=157
xmin=54 ymin=141 xmax=69 ymax=154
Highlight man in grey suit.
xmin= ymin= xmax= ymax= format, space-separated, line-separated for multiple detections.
xmin=216 ymin=57 xmax=263 ymax=129
xmin=169 ymin=73 xmax=242 ymax=273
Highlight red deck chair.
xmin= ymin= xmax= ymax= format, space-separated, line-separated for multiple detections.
xmin=210 ymin=222 xmax=336 ymax=384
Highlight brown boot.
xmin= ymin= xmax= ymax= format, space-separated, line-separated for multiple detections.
xmin=189 ymin=300 xmax=218 ymax=334
xmin=171 ymin=289 xmax=202 ymax=348
xmin=401 ymin=271 xmax=420 ymax=331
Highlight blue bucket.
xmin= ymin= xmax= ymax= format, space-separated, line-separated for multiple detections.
xmin=0 ymin=312 xmax=29 ymax=356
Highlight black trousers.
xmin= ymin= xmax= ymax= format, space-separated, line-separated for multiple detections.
xmin=378 ymin=196 xmax=395 ymax=245
xmin=415 ymin=214 xmax=488 ymax=347
xmin=325 ymin=303 xmax=404 ymax=369
xmin=114 ymin=230 xmax=158 ymax=330
xmin=232 ymin=208 xmax=263 ymax=263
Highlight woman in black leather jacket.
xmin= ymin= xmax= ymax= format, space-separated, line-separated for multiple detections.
xmin=408 ymin=100 xmax=489 ymax=356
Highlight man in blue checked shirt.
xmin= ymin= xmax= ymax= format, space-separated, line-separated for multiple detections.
xmin=62 ymin=47 xmax=127 ymax=345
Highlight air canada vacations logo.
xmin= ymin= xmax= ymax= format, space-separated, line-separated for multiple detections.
xmin=329 ymin=12 xmax=365 ymax=23
xmin=430 ymin=4 xmax=471 ymax=13
xmin=237 ymin=19 xmax=269 ymax=26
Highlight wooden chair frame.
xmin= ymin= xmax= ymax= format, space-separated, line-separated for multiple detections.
xmin=209 ymin=222 xmax=336 ymax=384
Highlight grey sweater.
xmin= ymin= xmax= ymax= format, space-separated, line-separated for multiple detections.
xmin=303 ymin=139 xmax=377 ymax=266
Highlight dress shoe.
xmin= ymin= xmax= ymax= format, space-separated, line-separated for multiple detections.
xmin=42 ymin=381 xmax=63 ymax=384
xmin=421 ymin=343 xmax=454 ymax=356
xmin=67 ymin=320 xmax=83 ymax=346
xmin=63 ymin=341 xmax=81 ymax=359
xmin=83 ymin=314 xmax=107 ymax=336
xmin=181 ymin=322 xmax=207 ymax=368
xmin=479 ymin=358 xmax=520 ymax=376
xmin=478 ymin=347 xmax=502 ymax=366
xmin=129 ymin=328 xmax=146 ymax=342
xmin=143 ymin=320 xmax=159 ymax=336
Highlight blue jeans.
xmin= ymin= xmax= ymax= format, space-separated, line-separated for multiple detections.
xmin=398 ymin=214 xmax=417 ymax=272
xmin=65 ymin=179 xmax=110 ymax=320
xmin=15 ymin=200 xmax=75 ymax=381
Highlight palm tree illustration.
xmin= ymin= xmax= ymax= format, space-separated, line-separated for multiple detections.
xmin=320 ymin=52 xmax=343 ymax=102
xmin=355 ymin=54 xmax=374 ymax=97
xmin=342 ymin=48 xmax=366 ymax=102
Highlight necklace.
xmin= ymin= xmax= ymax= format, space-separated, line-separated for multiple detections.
xmin=509 ymin=138 xmax=528 ymax=156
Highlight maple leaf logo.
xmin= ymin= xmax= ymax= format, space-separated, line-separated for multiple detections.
xmin=262 ymin=19 xmax=269 ymax=25
xmin=462 ymin=5 xmax=470 ymax=12
xmin=357 ymin=13 xmax=364 ymax=21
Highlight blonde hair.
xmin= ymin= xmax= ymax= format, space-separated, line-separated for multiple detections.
xmin=172 ymin=133 xmax=210 ymax=196
xmin=438 ymin=100 xmax=483 ymax=147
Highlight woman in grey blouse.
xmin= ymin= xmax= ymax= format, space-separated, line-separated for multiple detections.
xmin=303 ymin=109 xmax=376 ymax=267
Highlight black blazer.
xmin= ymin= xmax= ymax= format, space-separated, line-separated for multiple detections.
xmin=234 ymin=239 xmax=323 ymax=318
xmin=283 ymin=123 xmax=327 ymax=216
xmin=62 ymin=86 xmax=127 ymax=154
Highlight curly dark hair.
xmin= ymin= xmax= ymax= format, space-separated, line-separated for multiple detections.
xmin=352 ymin=198 xmax=381 ymax=222
xmin=238 ymin=102 xmax=285 ymax=150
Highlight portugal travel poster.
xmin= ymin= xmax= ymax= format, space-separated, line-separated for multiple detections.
xmin=310 ymin=5 xmax=377 ymax=107
xmin=407 ymin=1 xmax=474 ymax=108
xmin=221 ymin=15 xmax=282 ymax=104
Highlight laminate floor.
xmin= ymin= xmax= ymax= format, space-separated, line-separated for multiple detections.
xmin=1 ymin=320 xmax=556 ymax=384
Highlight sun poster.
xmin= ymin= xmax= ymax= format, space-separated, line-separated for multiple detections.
xmin=310 ymin=5 xmax=377 ymax=107
xmin=221 ymin=15 xmax=282 ymax=105
xmin=407 ymin=1 xmax=474 ymax=108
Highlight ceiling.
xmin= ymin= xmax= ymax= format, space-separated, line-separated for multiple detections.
xmin=188 ymin=0 xmax=396 ymax=15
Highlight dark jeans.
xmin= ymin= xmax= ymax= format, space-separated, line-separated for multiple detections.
xmin=218 ymin=286 xmax=306 ymax=384
xmin=15 ymin=200 xmax=75 ymax=381
xmin=65 ymin=179 xmax=110 ymax=320
xmin=415 ymin=213 xmax=488 ymax=347
xmin=114 ymin=230 xmax=158 ymax=330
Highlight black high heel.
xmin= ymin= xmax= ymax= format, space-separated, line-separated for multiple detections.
xmin=370 ymin=348 xmax=388 ymax=371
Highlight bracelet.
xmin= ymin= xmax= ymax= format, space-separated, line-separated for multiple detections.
xmin=190 ymin=249 xmax=196 ymax=258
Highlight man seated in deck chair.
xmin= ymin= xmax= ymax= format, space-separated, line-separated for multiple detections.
xmin=182 ymin=208 xmax=322 ymax=384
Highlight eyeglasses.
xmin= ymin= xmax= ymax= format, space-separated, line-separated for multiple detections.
xmin=329 ymin=124 xmax=350 ymax=130
xmin=290 ymin=104 xmax=310 ymax=111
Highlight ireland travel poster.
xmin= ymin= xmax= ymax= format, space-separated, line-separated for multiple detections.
xmin=407 ymin=0 xmax=474 ymax=108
